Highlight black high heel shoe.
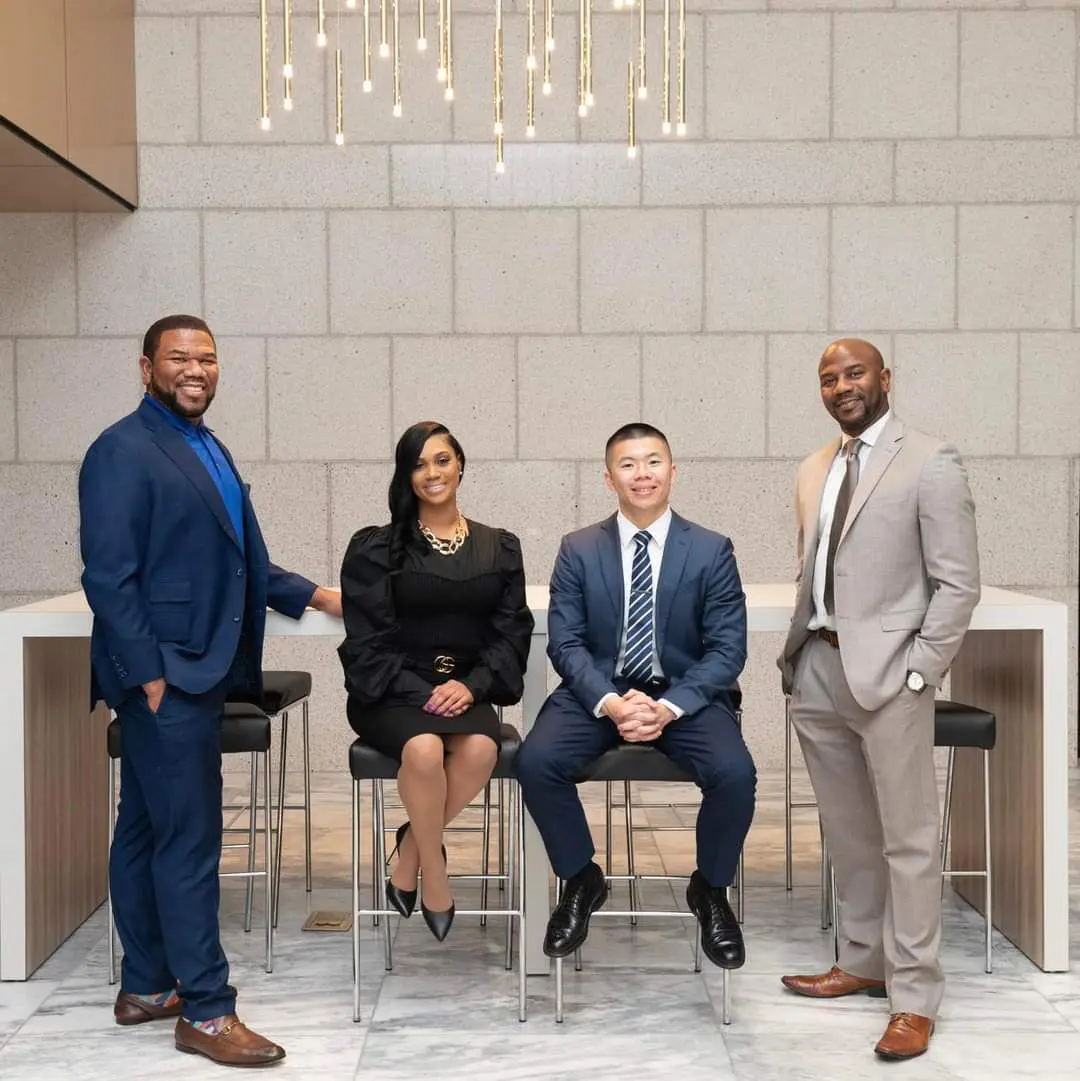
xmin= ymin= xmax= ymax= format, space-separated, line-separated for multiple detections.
xmin=385 ymin=823 xmax=448 ymax=920
xmin=421 ymin=901 xmax=455 ymax=942
xmin=385 ymin=823 xmax=417 ymax=918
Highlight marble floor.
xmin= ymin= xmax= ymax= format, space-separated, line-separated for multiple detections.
xmin=3 ymin=769 xmax=1080 ymax=1080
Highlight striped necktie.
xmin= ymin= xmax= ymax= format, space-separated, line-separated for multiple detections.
xmin=622 ymin=530 xmax=655 ymax=683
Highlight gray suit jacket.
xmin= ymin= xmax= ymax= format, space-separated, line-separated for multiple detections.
xmin=779 ymin=414 xmax=980 ymax=712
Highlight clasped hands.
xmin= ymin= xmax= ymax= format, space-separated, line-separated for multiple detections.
xmin=603 ymin=689 xmax=675 ymax=742
xmin=423 ymin=679 xmax=474 ymax=717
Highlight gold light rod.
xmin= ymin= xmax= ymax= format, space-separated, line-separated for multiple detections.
xmin=418 ymin=0 xmax=427 ymax=50
xmin=380 ymin=0 xmax=390 ymax=57
xmin=676 ymin=0 xmax=685 ymax=134
xmin=445 ymin=0 xmax=455 ymax=100
xmin=393 ymin=0 xmax=402 ymax=114
xmin=662 ymin=0 xmax=670 ymax=132
xmin=335 ymin=47 xmax=345 ymax=142
xmin=363 ymin=0 xmax=373 ymax=90
xmin=637 ymin=0 xmax=647 ymax=99
xmin=585 ymin=0 xmax=593 ymax=107
xmin=626 ymin=59 xmax=636 ymax=158
xmin=259 ymin=0 xmax=271 ymax=129
xmin=283 ymin=0 xmax=294 ymax=110
xmin=318 ymin=0 xmax=328 ymax=45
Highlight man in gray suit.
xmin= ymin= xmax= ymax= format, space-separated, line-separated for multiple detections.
xmin=778 ymin=339 xmax=980 ymax=1061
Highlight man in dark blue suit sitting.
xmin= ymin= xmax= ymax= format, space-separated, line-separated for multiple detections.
xmin=79 ymin=315 xmax=341 ymax=1068
xmin=516 ymin=423 xmax=755 ymax=968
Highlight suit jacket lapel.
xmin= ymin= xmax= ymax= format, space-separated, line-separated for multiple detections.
xmin=839 ymin=414 xmax=905 ymax=546
xmin=141 ymin=402 xmax=243 ymax=551
xmin=598 ymin=515 xmax=624 ymax=635
xmin=655 ymin=513 xmax=690 ymax=652
xmin=800 ymin=439 xmax=839 ymax=563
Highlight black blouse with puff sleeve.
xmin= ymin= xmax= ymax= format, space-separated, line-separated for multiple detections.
xmin=337 ymin=521 xmax=534 ymax=710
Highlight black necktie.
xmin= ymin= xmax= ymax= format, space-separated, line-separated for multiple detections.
xmin=622 ymin=530 xmax=654 ymax=683
xmin=823 ymin=439 xmax=861 ymax=616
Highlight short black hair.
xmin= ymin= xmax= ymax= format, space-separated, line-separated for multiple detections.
xmin=604 ymin=423 xmax=672 ymax=464
xmin=142 ymin=315 xmax=216 ymax=363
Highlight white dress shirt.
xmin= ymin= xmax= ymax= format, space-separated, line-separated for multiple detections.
xmin=808 ymin=410 xmax=892 ymax=632
xmin=594 ymin=508 xmax=684 ymax=720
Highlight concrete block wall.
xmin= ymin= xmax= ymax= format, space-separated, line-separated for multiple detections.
xmin=0 ymin=0 xmax=1077 ymax=776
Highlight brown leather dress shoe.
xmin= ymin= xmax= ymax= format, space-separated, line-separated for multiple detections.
xmin=781 ymin=965 xmax=887 ymax=999
xmin=113 ymin=991 xmax=184 ymax=1026
xmin=175 ymin=1015 xmax=286 ymax=1067
xmin=874 ymin=1013 xmax=934 ymax=1060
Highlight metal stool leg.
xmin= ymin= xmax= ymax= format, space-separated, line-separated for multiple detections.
xmin=721 ymin=969 xmax=731 ymax=1025
xmin=941 ymin=746 xmax=957 ymax=882
xmin=107 ymin=756 xmax=117 ymax=985
xmin=371 ymin=807 xmax=380 ymax=928
xmin=624 ymin=780 xmax=638 ymax=926
xmin=352 ymin=779 xmax=362 ymax=1022
xmin=480 ymin=781 xmax=492 ymax=927
xmin=244 ymin=753 xmax=257 ymax=932
xmin=516 ymin=780 xmax=527 ymax=1022
xmin=271 ymin=712 xmax=289 ymax=929
xmin=983 ymin=749 xmax=993 ymax=974
xmin=498 ymin=777 xmax=506 ymax=893
xmin=735 ymin=849 xmax=745 ymax=925
xmin=830 ymin=861 xmax=838 ymax=963
xmin=302 ymin=699 xmax=313 ymax=893
xmin=785 ymin=697 xmax=794 ymax=891
xmin=604 ymin=782 xmax=614 ymax=890
xmin=374 ymin=781 xmax=393 ymax=972
xmin=263 ymin=745 xmax=273 ymax=973
xmin=555 ymin=954 xmax=564 ymax=1023
xmin=504 ymin=780 xmax=516 ymax=971
xmin=819 ymin=828 xmax=830 ymax=931
xmin=693 ymin=916 xmax=703 ymax=974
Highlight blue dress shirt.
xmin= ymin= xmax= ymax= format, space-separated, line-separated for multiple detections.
xmin=143 ymin=394 xmax=245 ymax=549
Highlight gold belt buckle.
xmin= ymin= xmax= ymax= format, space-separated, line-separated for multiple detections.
xmin=433 ymin=655 xmax=456 ymax=675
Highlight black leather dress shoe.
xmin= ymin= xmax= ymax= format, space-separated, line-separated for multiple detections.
xmin=686 ymin=870 xmax=745 ymax=970
xmin=544 ymin=862 xmax=606 ymax=958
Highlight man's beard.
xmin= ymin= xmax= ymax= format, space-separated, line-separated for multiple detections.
xmin=149 ymin=373 xmax=214 ymax=420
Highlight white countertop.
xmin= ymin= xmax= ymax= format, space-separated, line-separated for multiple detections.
xmin=0 ymin=585 xmax=1067 ymax=637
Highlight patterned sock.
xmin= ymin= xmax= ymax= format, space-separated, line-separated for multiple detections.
xmin=192 ymin=1016 xmax=227 ymax=1035
xmin=132 ymin=990 xmax=179 ymax=1007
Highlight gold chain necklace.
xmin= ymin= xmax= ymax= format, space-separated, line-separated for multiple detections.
xmin=418 ymin=515 xmax=468 ymax=556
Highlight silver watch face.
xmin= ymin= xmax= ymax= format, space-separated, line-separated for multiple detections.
xmin=907 ymin=671 xmax=925 ymax=693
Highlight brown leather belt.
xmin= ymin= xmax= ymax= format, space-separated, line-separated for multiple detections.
xmin=813 ymin=627 xmax=840 ymax=648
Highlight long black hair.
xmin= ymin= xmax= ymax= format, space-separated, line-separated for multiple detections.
xmin=388 ymin=421 xmax=467 ymax=570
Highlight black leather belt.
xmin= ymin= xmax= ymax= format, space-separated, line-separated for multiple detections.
xmin=813 ymin=628 xmax=840 ymax=648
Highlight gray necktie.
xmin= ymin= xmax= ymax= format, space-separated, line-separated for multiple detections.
xmin=823 ymin=439 xmax=862 ymax=616
xmin=622 ymin=530 xmax=655 ymax=683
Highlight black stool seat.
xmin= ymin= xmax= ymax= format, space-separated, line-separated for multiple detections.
xmin=934 ymin=700 xmax=996 ymax=751
xmin=578 ymin=743 xmax=693 ymax=784
xmin=228 ymin=670 xmax=312 ymax=715
xmin=107 ymin=703 xmax=272 ymax=759
xmin=349 ymin=724 xmax=522 ymax=781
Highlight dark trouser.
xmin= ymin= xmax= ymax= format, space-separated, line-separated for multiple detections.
xmin=516 ymin=683 xmax=757 ymax=887
xmin=111 ymin=682 xmax=234 ymax=1023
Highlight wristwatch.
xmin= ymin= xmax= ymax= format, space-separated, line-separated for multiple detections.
xmin=905 ymin=670 xmax=927 ymax=693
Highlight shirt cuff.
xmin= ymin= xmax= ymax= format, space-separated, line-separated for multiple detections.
xmin=658 ymin=697 xmax=684 ymax=720
xmin=594 ymin=692 xmax=618 ymax=718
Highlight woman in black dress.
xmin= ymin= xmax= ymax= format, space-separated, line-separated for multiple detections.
xmin=338 ymin=421 xmax=534 ymax=941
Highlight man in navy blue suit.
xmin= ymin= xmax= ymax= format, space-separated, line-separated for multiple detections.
xmin=516 ymin=423 xmax=755 ymax=968
xmin=79 ymin=315 xmax=341 ymax=1068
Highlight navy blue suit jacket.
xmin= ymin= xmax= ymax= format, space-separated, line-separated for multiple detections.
xmin=79 ymin=399 xmax=316 ymax=708
xmin=547 ymin=511 xmax=747 ymax=717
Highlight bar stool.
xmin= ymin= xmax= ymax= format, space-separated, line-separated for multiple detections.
xmin=823 ymin=699 xmax=997 ymax=973
xmin=106 ymin=703 xmax=275 ymax=983
xmin=602 ymin=692 xmax=746 ymax=928
xmin=557 ymin=743 xmax=741 ymax=1026
xmin=227 ymin=670 xmax=312 ymax=927
xmin=349 ymin=724 xmax=527 ymax=1022
xmin=936 ymin=700 xmax=996 ymax=972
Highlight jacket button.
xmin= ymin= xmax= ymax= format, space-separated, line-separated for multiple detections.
xmin=233 ymin=615 xmax=241 ymax=623
xmin=236 ymin=568 xmax=244 ymax=576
